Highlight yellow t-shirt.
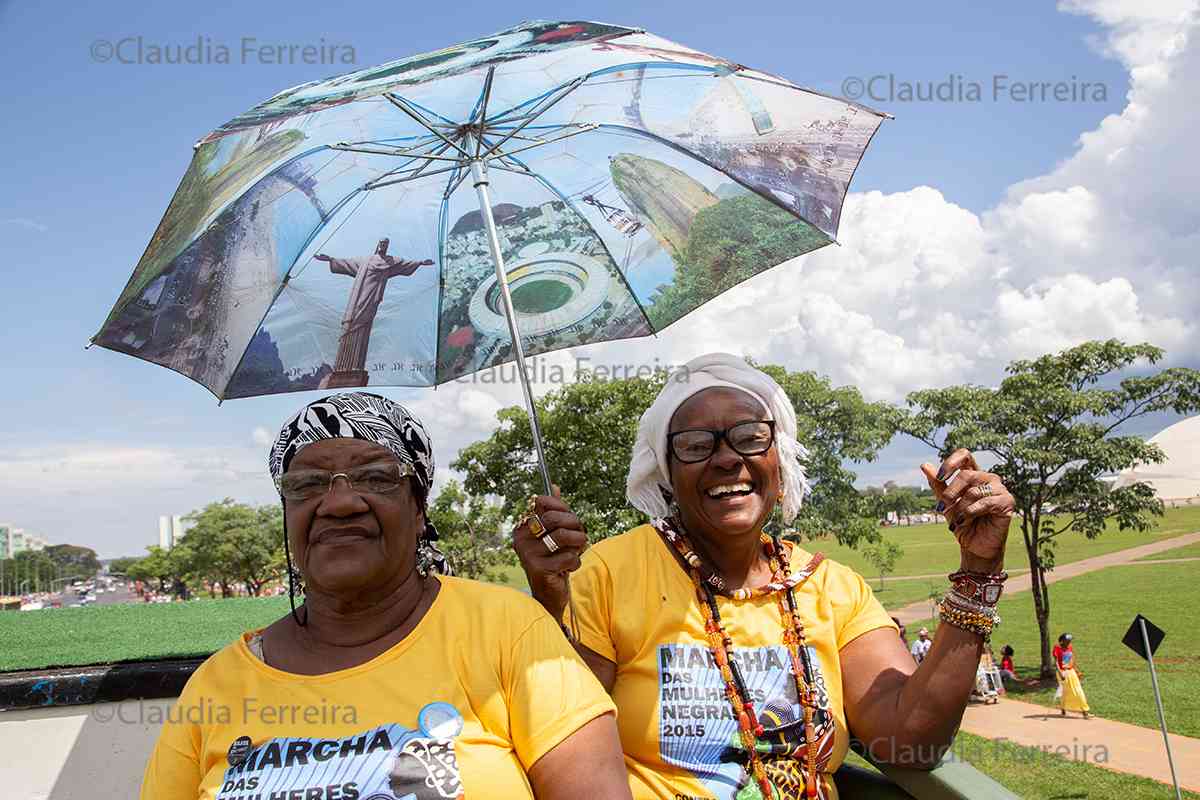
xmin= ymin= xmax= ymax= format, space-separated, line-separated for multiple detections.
xmin=141 ymin=575 xmax=616 ymax=800
xmin=568 ymin=525 xmax=896 ymax=800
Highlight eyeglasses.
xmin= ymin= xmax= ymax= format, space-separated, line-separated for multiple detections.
xmin=667 ymin=420 xmax=776 ymax=464
xmin=276 ymin=460 xmax=414 ymax=501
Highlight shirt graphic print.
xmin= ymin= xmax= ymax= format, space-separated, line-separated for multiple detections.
xmin=216 ymin=703 xmax=466 ymax=800
xmin=657 ymin=643 xmax=836 ymax=800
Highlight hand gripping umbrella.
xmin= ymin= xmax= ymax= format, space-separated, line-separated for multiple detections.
xmin=94 ymin=19 xmax=888 ymax=497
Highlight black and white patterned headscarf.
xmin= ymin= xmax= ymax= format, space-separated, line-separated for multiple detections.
xmin=269 ymin=392 xmax=451 ymax=583
xmin=269 ymin=392 xmax=435 ymax=498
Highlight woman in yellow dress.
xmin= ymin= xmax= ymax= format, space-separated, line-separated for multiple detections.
xmin=1054 ymin=633 xmax=1091 ymax=718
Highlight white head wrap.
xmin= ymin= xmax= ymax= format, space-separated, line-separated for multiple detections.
xmin=626 ymin=353 xmax=809 ymax=523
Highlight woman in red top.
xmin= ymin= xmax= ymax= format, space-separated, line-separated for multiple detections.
xmin=999 ymin=644 xmax=1016 ymax=684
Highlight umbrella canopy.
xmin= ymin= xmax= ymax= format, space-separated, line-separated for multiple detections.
xmin=94 ymin=20 xmax=887 ymax=402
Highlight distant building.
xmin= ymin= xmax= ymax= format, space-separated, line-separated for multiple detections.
xmin=157 ymin=515 xmax=189 ymax=550
xmin=0 ymin=526 xmax=46 ymax=558
xmin=1114 ymin=415 xmax=1200 ymax=506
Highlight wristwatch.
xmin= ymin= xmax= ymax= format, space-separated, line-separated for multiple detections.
xmin=949 ymin=570 xmax=1007 ymax=606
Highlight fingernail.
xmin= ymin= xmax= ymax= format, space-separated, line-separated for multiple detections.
xmin=935 ymin=501 xmax=946 ymax=513
xmin=936 ymin=464 xmax=946 ymax=481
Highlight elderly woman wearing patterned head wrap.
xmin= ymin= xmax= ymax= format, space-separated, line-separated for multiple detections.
xmin=514 ymin=354 xmax=1017 ymax=799
xmin=141 ymin=392 xmax=632 ymax=800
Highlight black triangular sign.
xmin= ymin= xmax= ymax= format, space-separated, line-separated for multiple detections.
xmin=1122 ymin=614 xmax=1165 ymax=661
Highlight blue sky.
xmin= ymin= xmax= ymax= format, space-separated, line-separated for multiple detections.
xmin=1 ymin=1 xmax=1194 ymax=557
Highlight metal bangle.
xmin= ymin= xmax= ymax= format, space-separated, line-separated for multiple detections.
xmin=944 ymin=589 xmax=1001 ymax=614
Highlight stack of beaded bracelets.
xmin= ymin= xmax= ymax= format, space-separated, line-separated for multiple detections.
xmin=937 ymin=569 xmax=1007 ymax=640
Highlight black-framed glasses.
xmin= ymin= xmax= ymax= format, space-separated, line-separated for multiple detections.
xmin=276 ymin=460 xmax=414 ymax=502
xmin=668 ymin=420 xmax=776 ymax=464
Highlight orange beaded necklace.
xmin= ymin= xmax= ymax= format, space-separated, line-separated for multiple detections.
xmin=655 ymin=517 xmax=825 ymax=799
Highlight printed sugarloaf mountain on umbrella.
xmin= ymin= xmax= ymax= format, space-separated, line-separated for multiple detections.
xmin=93 ymin=19 xmax=886 ymax=400
xmin=610 ymin=153 xmax=830 ymax=328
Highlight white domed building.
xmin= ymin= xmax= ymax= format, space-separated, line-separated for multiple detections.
xmin=1114 ymin=415 xmax=1200 ymax=505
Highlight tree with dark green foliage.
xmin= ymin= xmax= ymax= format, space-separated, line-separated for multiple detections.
xmin=44 ymin=544 xmax=100 ymax=578
xmin=754 ymin=363 xmax=902 ymax=546
xmin=427 ymin=480 xmax=514 ymax=581
xmin=4 ymin=550 xmax=57 ymax=593
xmin=0 ymin=545 xmax=100 ymax=594
xmin=455 ymin=362 xmax=900 ymax=548
xmin=107 ymin=556 xmax=141 ymax=577
xmin=900 ymin=340 xmax=1200 ymax=677
xmin=863 ymin=483 xmax=935 ymax=520
xmin=125 ymin=545 xmax=188 ymax=594
xmin=179 ymin=500 xmax=284 ymax=597
xmin=454 ymin=372 xmax=665 ymax=541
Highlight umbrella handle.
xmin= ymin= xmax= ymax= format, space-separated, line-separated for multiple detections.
xmin=471 ymin=158 xmax=580 ymax=640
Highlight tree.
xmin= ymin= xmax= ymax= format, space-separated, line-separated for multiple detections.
xmin=107 ymin=556 xmax=141 ymax=576
xmin=862 ymin=538 xmax=904 ymax=591
xmin=125 ymin=545 xmax=187 ymax=594
xmin=900 ymin=340 xmax=1200 ymax=677
xmin=9 ymin=550 xmax=56 ymax=593
xmin=754 ymin=363 xmax=902 ymax=546
xmin=45 ymin=544 xmax=100 ymax=580
xmin=864 ymin=485 xmax=933 ymax=520
xmin=454 ymin=371 xmax=667 ymax=541
xmin=427 ymin=480 xmax=514 ymax=581
xmin=454 ymin=362 xmax=901 ymax=547
xmin=180 ymin=499 xmax=284 ymax=597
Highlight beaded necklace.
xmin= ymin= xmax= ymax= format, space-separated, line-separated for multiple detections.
xmin=657 ymin=516 xmax=821 ymax=599
xmin=654 ymin=517 xmax=825 ymax=799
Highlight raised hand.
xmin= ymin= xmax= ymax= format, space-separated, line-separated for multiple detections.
xmin=920 ymin=448 xmax=1015 ymax=573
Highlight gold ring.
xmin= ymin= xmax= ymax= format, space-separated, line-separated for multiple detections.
xmin=543 ymin=534 xmax=560 ymax=554
xmin=979 ymin=483 xmax=993 ymax=497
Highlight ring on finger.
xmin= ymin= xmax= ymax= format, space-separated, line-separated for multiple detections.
xmin=978 ymin=483 xmax=993 ymax=497
xmin=524 ymin=513 xmax=547 ymax=538
xmin=543 ymin=533 xmax=560 ymax=554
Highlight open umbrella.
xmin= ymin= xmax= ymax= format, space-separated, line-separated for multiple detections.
xmin=93 ymin=20 xmax=888 ymax=493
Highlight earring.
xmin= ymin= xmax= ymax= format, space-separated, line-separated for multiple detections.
xmin=289 ymin=566 xmax=306 ymax=596
xmin=416 ymin=540 xmax=432 ymax=577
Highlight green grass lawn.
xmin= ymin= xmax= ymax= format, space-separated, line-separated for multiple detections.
xmin=841 ymin=733 xmax=1200 ymax=799
xmin=910 ymin=560 xmax=1199 ymax=737
xmin=0 ymin=597 xmax=290 ymax=671
xmin=2 ymin=507 xmax=1196 ymax=673
xmin=499 ymin=506 xmax=1200 ymax=592
xmin=1136 ymin=539 xmax=1200 ymax=561
xmin=809 ymin=505 xmax=1200 ymax=579
xmin=865 ymin=577 xmax=946 ymax=612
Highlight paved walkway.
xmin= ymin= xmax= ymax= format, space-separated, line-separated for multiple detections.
xmin=892 ymin=531 xmax=1200 ymax=625
xmin=960 ymin=696 xmax=1200 ymax=792
xmin=892 ymin=531 xmax=1200 ymax=790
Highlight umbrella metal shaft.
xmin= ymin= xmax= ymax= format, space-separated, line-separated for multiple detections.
xmin=469 ymin=158 xmax=553 ymax=496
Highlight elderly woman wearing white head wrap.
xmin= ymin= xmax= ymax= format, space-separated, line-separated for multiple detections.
xmin=514 ymin=354 xmax=1017 ymax=799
